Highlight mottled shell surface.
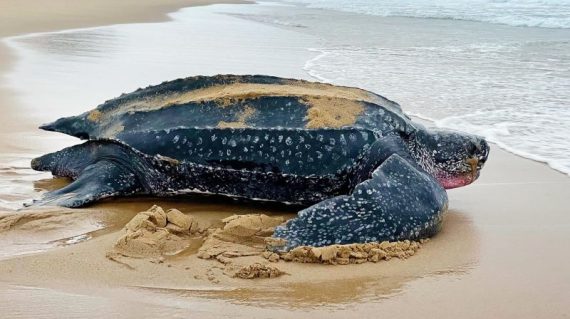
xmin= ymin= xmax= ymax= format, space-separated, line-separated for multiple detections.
xmin=53 ymin=75 xmax=417 ymax=176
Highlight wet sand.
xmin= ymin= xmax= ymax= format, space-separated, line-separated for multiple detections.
xmin=0 ymin=1 xmax=569 ymax=318
xmin=1 ymin=145 xmax=568 ymax=318
xmin=0 ymin=0 xmax=248 ymax=142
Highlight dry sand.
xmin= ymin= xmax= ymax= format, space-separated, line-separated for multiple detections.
xmin=0 ymin=1 xmax=569 ymax=318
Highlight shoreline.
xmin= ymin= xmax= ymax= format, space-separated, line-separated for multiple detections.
xmin=0 ymin=0 xmax=249 ymax=139
xmin=0 ymin=1 xmax=569 ymax=318
xmin=0 ymin=0 xmax=251 ymax=38
xmin=303 ymin=47 xmax=570 ymax=179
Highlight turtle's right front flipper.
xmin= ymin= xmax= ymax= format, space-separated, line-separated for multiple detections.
xmin=30 ymin=140 xmax=157 ymax=208
xmin=272 ymin=154 xmax=448 ymax=251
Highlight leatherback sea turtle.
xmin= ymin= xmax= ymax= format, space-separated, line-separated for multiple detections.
xmin=31 ymin=75 xmax=489 ymax=250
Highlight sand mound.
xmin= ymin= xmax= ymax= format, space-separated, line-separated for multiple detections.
xmin=196 ymin=214 xmax=287 ymax=279
xmin=110 ymin=205 xmax=200 ymax=258
xmin=105 ymin=206 xmax=425 ymax=280
xmin=274 ymin=240 xmax=424 ymax=265
xmin=198 ymin=214 xmax=284 ymax=260
xmin=233 ymin=263 xmax=286 ymax=279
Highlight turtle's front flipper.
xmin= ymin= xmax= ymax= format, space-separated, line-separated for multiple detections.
xmin=272 ymin=154 xmax=448 ymax=251
xmin=29 ymin=140 xmax=154 ymax=208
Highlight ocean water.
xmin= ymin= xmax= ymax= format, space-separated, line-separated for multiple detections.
xmin=246 ymin=1 xmax=570 ymax=175
xmin=290 ymin=0 xmax=570 ymax=29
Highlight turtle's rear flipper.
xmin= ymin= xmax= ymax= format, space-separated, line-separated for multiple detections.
xmin=29 ymin=139 xmax=155 ymax=208
xmin=30 ymin=160 xmax=144 ymax=208
xmin=271 ymin=154 xmax=448 ymax=251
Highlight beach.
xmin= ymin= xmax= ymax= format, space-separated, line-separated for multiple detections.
xmin=0 ymin=1 xmax=569 ymax=318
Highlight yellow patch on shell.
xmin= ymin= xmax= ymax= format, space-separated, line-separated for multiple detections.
xmin=103 ymin=81 xmax=381 ymax=115
xmin=156 ymin=155 xmax=180 ymax=166
xmin=217 ymin=105 xmax=256 ymax=128
xmin=303 ymin=96 xmax=364 ymax=129
xmin=87 ymin=110 xmax=103 ymax=122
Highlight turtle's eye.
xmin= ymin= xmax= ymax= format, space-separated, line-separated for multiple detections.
xmin=466 ymin=143 xmax=478 ymax=156
xmin=465 ymin=138 xmax=489 ymax=165
xmin=399 ymin=130 xmax=415 ymax=141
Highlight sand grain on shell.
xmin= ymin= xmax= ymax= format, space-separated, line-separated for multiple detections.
xmin=303 ymin=96 xmax=364 ymax=128
xmin=87 ymin=110 xmax=103 ymax=122
xmin=217 ymin=105 xmax=256 ymax=128
xmin=126 ymin=81 xmax=380 ymax=111
xmin=92 ymin=79 xmax=380 ymax=128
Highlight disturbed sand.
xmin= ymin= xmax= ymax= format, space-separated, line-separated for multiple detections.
xmin=0 ymin=1 xmax=569 ymax=318
xmin=0 ymin=204 xmax=428 ymax=282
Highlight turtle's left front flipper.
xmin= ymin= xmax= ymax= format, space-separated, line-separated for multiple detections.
xmin=272 ymin=154 xmax=448 ymax=251
xmin=29 ymin=140 xmax=155 ymax=208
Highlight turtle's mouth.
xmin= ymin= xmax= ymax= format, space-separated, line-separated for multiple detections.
xmin=438 ymin=172 xmax=478 ymax=189
xmin=436 ymin=157 xmax=483 ymax=189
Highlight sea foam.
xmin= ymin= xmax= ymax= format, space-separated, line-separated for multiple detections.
xmin=290 ymin=0 xmax=570 ymax=29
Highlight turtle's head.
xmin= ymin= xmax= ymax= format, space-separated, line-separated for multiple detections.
xmin=408 ymin=126 xmax=490 ymax=189
xmin=40 ymin=111 xmax=99 ymax=140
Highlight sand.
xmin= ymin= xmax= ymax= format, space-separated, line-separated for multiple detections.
xmin=0 ymin=1 xmax=569 ymax=318
xmin=103 ymin=206 xmax=420 ymax=280
xmin=96 ymin=80 xmax=381 ymax=114
xmin=304 ymin=96 xmax=365 ymax=128
xmin=109 ymin=205 xmax=200 ymax=259
xmin=1 ymin=141 xmax=568 ymax=318
xmin=0 ymin=0 xmax=249 ymax=38
xmin=217 ymin=105 xmax=256 ymax=128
